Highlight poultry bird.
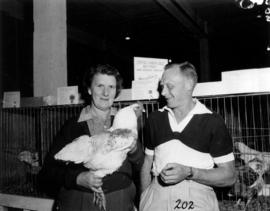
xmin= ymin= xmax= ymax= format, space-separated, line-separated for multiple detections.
xmin=54 ymin=103 xmax=144 ymax=211
xmin=235 ymin=142 xmax=270 ymax=207
xmin=18 ymin=150 xmax=40 ymax=174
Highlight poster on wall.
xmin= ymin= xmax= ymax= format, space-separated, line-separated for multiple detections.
xmin=134 ymin=57 xmax=168 ymax=81
xmin=57 ymin=86 xmax=79 ymax=105
xmin=131 ymin=79 xmax=160 ymax=100
xmin=132 ymin=57 xmax=168 ymax=100
xmin=3 ymin=91 xmax=21 ymax=108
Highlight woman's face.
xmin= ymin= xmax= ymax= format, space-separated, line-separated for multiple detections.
xmin=88 ymin=73 xmax=117 ymax=111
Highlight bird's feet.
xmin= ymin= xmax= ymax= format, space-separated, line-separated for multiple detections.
xmin=93 ymin=191 xmax=106 ymax=211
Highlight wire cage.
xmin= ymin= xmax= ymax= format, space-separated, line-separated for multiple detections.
xmin=0 ymin=94 xmax=270 ymax=210
xmin=201 ymin=94 xmax=270 ymax=210
xmin=0 ymin=105 xmax=83 ymax=197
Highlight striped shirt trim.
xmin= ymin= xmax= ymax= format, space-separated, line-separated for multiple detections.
xmin=213 ymin=152 xmax=235 ymax=164
xmin=145 ymin=148 xmax=154 ymax=156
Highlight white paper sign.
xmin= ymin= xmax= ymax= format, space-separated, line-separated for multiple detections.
xmin=57 ymin=86 xmax=79 ymax=105
xmin=3 ymin=91 xmax=20 ymax=108
xmin=114 ymin=89 xmax=132 ymax=102
xmin=132 ymin=79 xmax=160 ymax=100
xmin=134 ymin=57 xmax=168 ymax=81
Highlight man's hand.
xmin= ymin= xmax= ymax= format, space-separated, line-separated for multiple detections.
xmin=159 ymin=163 xmax=190 ymax=185
xmin=76 ymin=170 xmax=103 ymax=193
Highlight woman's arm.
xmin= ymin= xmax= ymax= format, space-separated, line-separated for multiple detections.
xmin=37 ymin=119 xmax=87 ymax=197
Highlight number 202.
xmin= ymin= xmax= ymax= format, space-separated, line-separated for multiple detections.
xmin=174 ymin=199 xmax=194 ymax=210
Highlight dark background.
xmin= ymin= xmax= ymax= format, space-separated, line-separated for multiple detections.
xmin=1 ymin=0 xmax=270 ymax=97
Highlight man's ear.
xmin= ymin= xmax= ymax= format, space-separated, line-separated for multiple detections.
xmin=87 ymin=88 xmax=92 ymax=95
xmin=185 ymin=78 xmax=194 ymax=91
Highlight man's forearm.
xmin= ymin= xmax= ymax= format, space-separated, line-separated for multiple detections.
xmin=191 ymin=161 xmax=236 ymax=187
xmin=140 ymin=166 xmax=152 ymax=192
xmin=140 ymin=154 xmax=153 ymax=193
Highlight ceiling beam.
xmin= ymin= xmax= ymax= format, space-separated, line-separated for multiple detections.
xmin=155 ymin=0 xmax=207 ymax=38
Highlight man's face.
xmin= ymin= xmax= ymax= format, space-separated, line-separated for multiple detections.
xmin=160 ymin=66 xmax=190 ymax=109
xmin=88 ymin=73 xmax=117 ymax=111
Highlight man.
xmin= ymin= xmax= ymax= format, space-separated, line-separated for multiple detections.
xmin=140 ymin=62 xmax=236 ymax=211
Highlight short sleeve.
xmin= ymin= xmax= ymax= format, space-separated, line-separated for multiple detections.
xmin=209 ymin=114 xmax=234 ymax=163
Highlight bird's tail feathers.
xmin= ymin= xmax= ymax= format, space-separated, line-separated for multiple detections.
xmin=54 ymin=135 xmax=92 ymax=164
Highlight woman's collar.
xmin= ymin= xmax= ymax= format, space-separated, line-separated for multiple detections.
xmin=78 ymin=105 xmax=117 ymax=122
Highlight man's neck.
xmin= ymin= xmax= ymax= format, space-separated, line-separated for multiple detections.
xmin=172 ymin=99 xmax=195 ymax=123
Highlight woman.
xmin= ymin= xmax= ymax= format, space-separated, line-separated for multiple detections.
xmin=38 ymin=64 xmax=144 ymax=211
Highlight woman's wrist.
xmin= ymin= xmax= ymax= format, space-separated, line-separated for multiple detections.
xmin=76 ymin=171 xmax=86 ymax=186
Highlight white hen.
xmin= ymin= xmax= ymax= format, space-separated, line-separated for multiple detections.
xmin=54 ymin=103 xmax=143 ymax=210
xmin=236 ymin=142 xmax=270 ymax=169
xmin=235 ymin=142 xmax=270 ymax=208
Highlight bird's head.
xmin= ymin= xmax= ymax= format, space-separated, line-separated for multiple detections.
xmin=110 ymin=103 xmax=144 ymax=134
xmin=248 ymin=157 xmax=269 ymax=175
xmin=18 ymin=151 xmax=39 ymax=167
xmin=132 ymin=102 xmax=145 ymax=118
xmin=248 ymin=159 xmax=264 ymax=174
